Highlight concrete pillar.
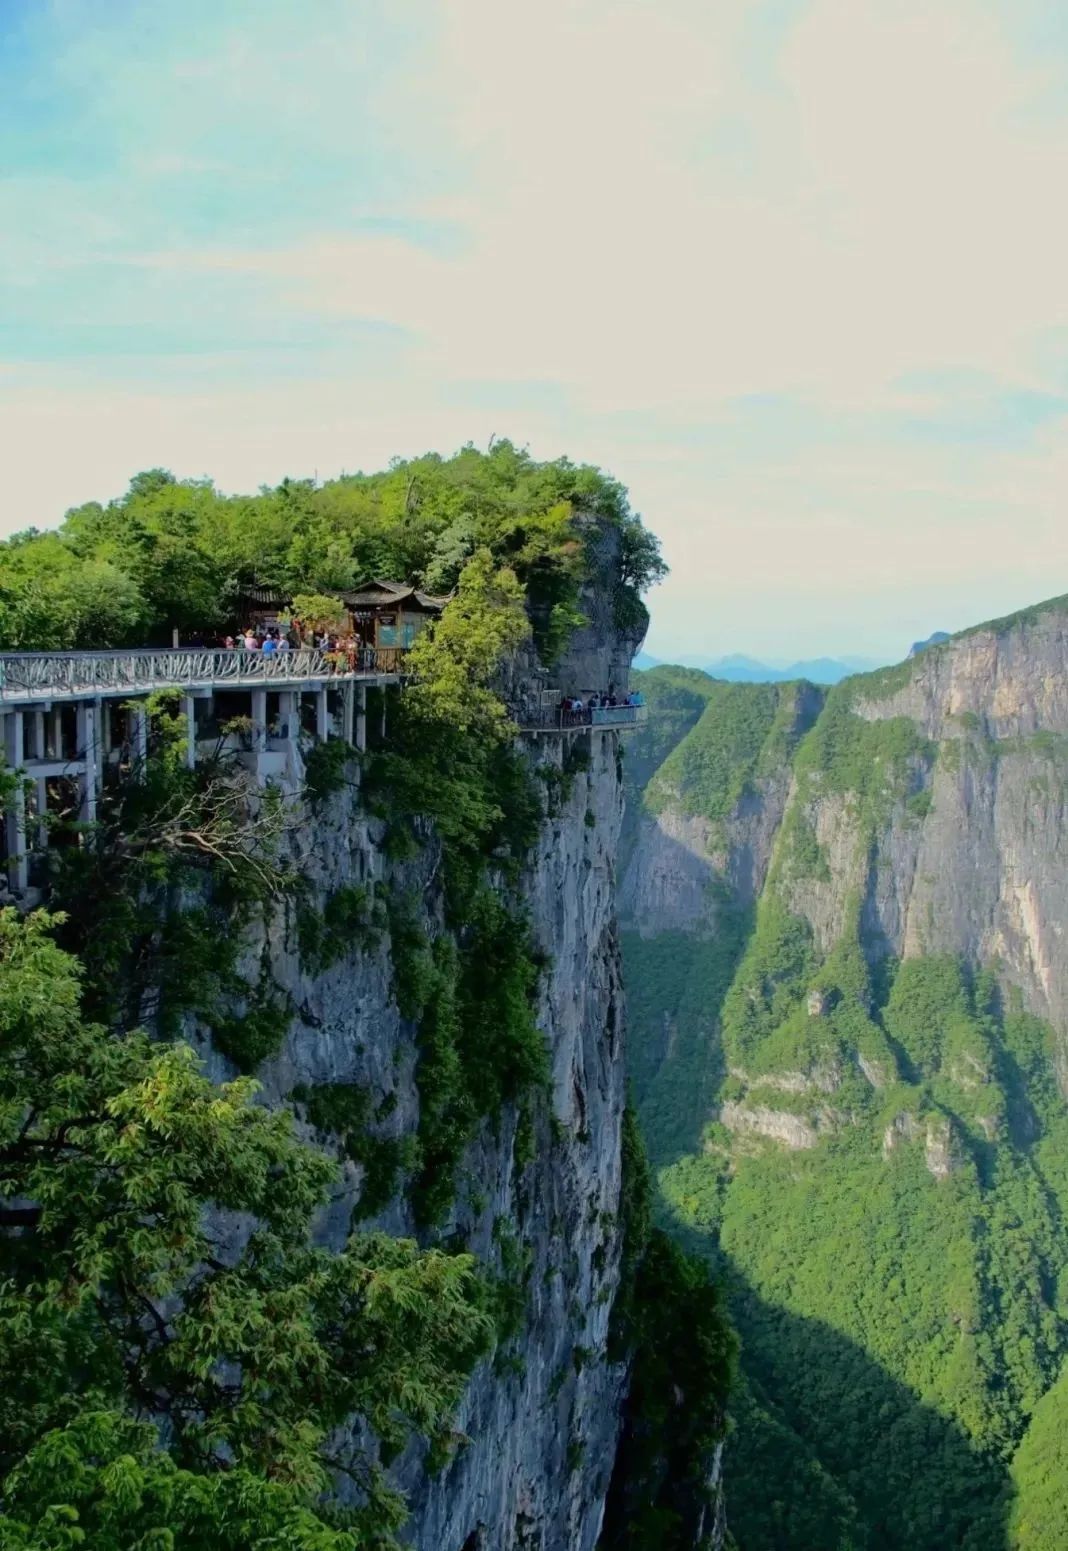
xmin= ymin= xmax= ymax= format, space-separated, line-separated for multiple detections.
xmin=50 ymin=707 xmax=63 ymax=761
xmin=76 ymin=703 xmax=97 ymax=823
xmin=130 ymin=703 xmax=149 ymax=773
xmin=250 ymin=689 xmax=267 ymax=752
xmin=32 ymin=710 xmax=45 ymax=761
xmin=342 ymin=680 xmax=355 ymax=746
xmin=355 ymin=683 xmax=367 ymax=752
xmin=100 ymin=701 xmax=112 ymax=766
xmin=278 ymin=690 xmax=300 ymax=742
xmin=181 ymin=695 xmax=197 ymax=769
xmin=379 ymin=688 xmax=387 ymax=744
xmin=34 ymin=776 xmax=49 ymax=848
xmin=316 ymin=686 xmax=330 ymax=742
xmin=4 ymin=711 xmax=26 ymax=892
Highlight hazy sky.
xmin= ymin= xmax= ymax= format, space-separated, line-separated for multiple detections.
xmin=3 ymin=0 xmax=1068 ymax=661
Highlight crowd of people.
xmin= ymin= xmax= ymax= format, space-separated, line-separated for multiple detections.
xmin=558 ymin=688 xmax=644 ymax=714
xmin=221 ymin=624 xmax=374 ymax=670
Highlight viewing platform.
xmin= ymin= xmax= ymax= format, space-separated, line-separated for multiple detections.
xmin=0 ymin=646 xmax=404 ymax=894
xmin=0 ymin=645 xmax=405 ymax=704
xmin=519 ymin=703 xmax=647 ymax=734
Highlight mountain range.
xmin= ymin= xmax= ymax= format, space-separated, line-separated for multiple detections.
xmin=634 ymin=650 xmax=885 ymax=683
xmin=620 ymin=593 xmax=1068 ymax=1550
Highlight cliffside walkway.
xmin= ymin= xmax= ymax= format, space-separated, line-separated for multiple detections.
xmin=519 ymin=704 xmax=647 ymax=734
xmin=0 ymin=645 xmax=405 ymax=703
xmin=0 ymin=645 xmax=405 ymax=893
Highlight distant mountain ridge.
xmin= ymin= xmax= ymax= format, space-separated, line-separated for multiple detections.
xmin=634 ymin=650 xmax=882 ymax=684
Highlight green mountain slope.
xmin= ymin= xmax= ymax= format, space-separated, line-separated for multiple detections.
xmin=621 ymin=604 xmax=1068 ymax=1549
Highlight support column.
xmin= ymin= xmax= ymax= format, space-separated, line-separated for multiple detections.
xmin=50 ymin=707 xmax=63 ymax=761
xmin=100 ymin=701 xmax=112 ymax=771
xmin=4 ymin=711 xmax=27 ymax=893
xmin=250 ymin=690 xmax=267 ymax=752
xmin=342 ymin=680 xmax=355 ymax=746
xmin=34 ymin=776 xmax=49 ymax=848
xmin=130 ymin=702 xmax=149 ymax=771
xmin=316 ymin=686 xmax=330 ymax=742
xmin=76 ymin=703 xmax=97 ymax=823
xmin=278 ymin=690 xmax=300 ymax=743
xmin=32 ymin=710 xmax=45 ymax=761
xmin=278 ymin=690 xmax=302 ymax=786
xmin=355 ymin=683 xmax=367 ymax=753
xmin=181 ymin=695 xmax=197 ymax=769
xmin=379 ymin=688 xmax=387 ymax=744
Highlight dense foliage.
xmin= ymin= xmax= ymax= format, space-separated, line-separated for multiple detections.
xmin=0 ymin=909 xmax=491 ymax=1549
xmin=0 ymin=442 xmax=664 ymax=654
xmin=0 ymin=442 xmax=673 ymax=1543
xmin=620 ymin=661 xmax=1068 ymax=1551
xmin=601 ymin=1108 xmax=736 ymax=1551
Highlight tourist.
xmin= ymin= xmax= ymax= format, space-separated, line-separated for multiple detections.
xmin=243 ymin=629 xmax=259 ymax=650
xmin=261 ymin=634 xmax=278 ymax=657
xmin=277 ymin=634 xmax=291 ymax=654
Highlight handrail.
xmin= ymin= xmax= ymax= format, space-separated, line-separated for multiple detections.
xmin=0 ymin=646 xmax=408 ymax=701
xmin=520 ymin=704 xmax=646 ymax=731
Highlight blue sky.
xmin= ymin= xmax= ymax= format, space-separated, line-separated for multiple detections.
xmin=3 ymin=0 xmax=1068 ymax=661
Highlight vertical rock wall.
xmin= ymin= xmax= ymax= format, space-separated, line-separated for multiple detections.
xmin=209 ymin=727 xmax=631 ymax=1551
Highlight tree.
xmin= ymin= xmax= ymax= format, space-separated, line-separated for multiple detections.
xmin=0 ymin=908 xmax=492 ymax=1549
xmin=403 ymin=548 xmax=530 ymax=738
xmin=290 ymin=592 xmax=349 ymax=635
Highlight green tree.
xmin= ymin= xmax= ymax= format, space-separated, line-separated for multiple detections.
xmin=0 ymin=908 xmax=492 ymax=1549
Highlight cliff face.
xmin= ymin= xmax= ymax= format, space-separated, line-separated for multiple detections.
xmin=194 ymin=597 xmax=638 ymax=1550
xmin=619 ymin=600 xmax=1068 ymax=1551
xmin=625 ymin=609 xmax=1068 ymax=1053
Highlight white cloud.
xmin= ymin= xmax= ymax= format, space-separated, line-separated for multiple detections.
xmin=4 ymin=0 xmax=1068 ymax=657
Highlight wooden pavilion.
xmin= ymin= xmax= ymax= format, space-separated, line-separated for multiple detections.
xmin=340 ymin=580 xmax=449 ymax=650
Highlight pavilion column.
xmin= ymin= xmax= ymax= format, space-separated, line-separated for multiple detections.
xmin=355 ymin=684 xmax=367 ymax=752
xmin=181 ymin=695 xmax=197 ymax=769
xmin=4 ymin=711 xmax=27 ymax=892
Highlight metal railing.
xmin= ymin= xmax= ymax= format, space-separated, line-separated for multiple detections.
xmin=521 ymin=704 xmax=647 ymax=731
xmin=0 ymin=645 xmax=408 ymax=702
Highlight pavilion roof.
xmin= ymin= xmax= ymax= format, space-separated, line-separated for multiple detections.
xmin=341 ymin=580 xmax=449 ymax=613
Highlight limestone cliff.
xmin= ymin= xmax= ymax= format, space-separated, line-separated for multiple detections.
xmin=187 ymin=551 xmax=651 ymax=1551
xmin=619 ymin=594 xmax=1068 ymax=1551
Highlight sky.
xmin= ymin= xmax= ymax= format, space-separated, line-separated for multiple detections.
xmin=2 ymin=0 xmax=1068 ymax=662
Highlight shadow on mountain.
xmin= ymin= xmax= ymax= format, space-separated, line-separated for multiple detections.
xmin=661 ymin=1210 xmax=1014 ymax=1551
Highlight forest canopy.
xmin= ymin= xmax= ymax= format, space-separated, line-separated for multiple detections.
xmin=0 ymin=442 xmax=665 ymax=653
